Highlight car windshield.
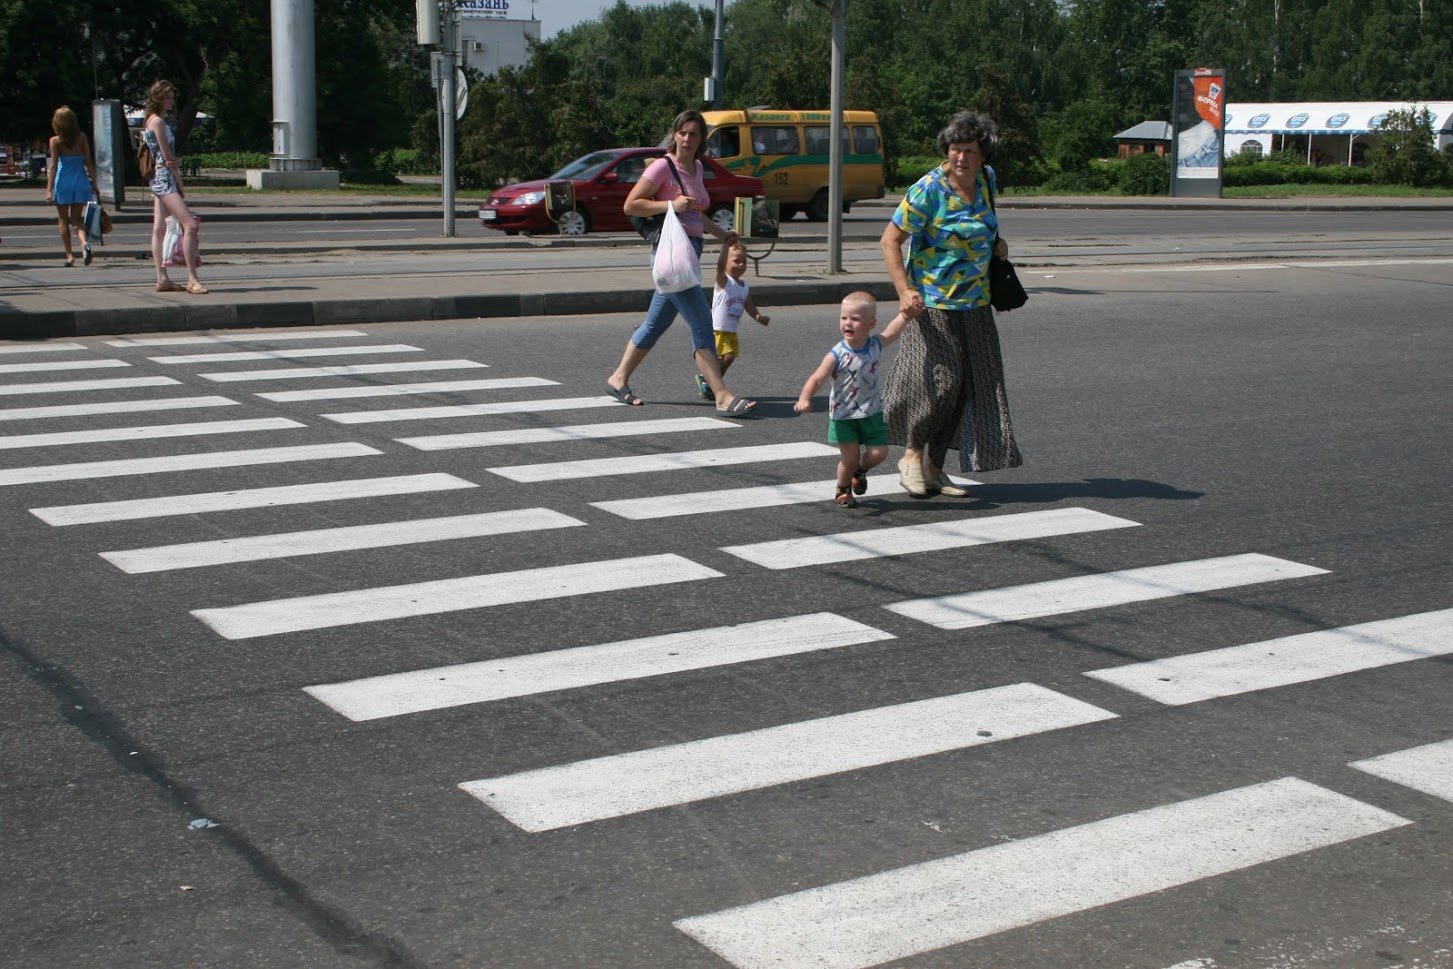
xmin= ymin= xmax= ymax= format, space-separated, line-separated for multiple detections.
xmin=551 ymin=151 xmax=622 ymax=180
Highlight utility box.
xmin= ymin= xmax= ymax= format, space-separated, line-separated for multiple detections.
xmin=735 ymin=196 xmax=779 ymax=239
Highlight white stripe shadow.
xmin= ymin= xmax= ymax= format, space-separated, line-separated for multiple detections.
xmin=1084 ymin=608 xmax=1453 ymax=705
xmin=306 ymin=613 xmax=895 ymax=721
xmin=887 ymin=554 xmax=1328 ymax=629
xmin=0 ymin=417 xmax=300 ymax=451
xmin=199 ymin=360 xmax=488 ymax=382
xmin=674 ymin=778 xmax=1410 ymax=969
xmin=191 ymin=553 xmax=721 ymax=640
xmin=107 ymin=329 xmax=368 ymax=346
xmin=32 ymin=473 xmax=476 ymax=526
xmin=328 ymin=394 xmax=624 ymax=424
xmin=102 ymin=509 xmax=583 ymax=573
xmin=460 ymin=685 xmax=1117 ymax=832
xmin=0 ymin=359 xmax=128 ymax=374
xmin=402 ymin=416 xmax=733 ymax=451
xmin=490 ymin=442 xmax=839 ymax=482
xmin=722 ymin=507 xmax=1138 ymax=570
xmin=0 ymin=396 xmax=239 ymax=422
xmin=593 ymin=474 xmax=980 ymax=520
xmin=258 ymin=377 xmax=557 ymax=402
xmin=149 ymin=344 xmax=423 ymax=364
xmin=0 ymin=376 xmax=180 ymax=397
xmin=1350 ymin=738 xmax=1453 ymax=804
xmin=0 ymin=442 xmax=379 ymax=487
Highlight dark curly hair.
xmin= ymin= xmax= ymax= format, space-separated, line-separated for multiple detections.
xmin=936 ymin=110 xmax=998 ymax=160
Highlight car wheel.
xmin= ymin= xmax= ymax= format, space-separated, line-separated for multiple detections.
xmin=708 ymin=206 xmax=734 ymax=233
xmin=558 ymin=209 xmax=591 ymax=235
xmin=805 ymin=189 xmax=830 ymax=222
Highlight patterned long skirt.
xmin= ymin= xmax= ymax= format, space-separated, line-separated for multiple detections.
xmin=882 ymin=304 xmax=1023 ymax=473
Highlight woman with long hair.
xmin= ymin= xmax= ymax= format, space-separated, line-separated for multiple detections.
xmin=142 ymin=80 xmax=207 ymax=293
xmin=45 ymin=106 xmax=99 ymax=267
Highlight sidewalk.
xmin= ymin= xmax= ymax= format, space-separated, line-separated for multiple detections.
xmin=4 ymin=183 xmax=1451 ymax=341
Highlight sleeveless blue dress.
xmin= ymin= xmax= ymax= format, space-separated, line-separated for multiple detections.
xmin=53 ymin=150 xmax=92 ymax=205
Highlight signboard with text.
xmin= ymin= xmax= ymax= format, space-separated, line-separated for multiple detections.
xmin=1170 ymin=68 xmax=1226 ymax=198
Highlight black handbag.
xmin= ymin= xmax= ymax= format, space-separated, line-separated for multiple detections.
xmin=628 ymin=157 xmax=689 ymax=245
xmin=984 ymin=174 xmax=1028 ymax=312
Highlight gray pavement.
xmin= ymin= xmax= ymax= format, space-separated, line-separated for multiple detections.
xmin=4 ymin=181 xmax=1451 ymax=340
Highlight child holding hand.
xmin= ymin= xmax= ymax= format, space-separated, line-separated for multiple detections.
xmin=794 ymin=291 xmax=909 ymax=508
xmin=696 ymin=242 xmax=769 ymax=399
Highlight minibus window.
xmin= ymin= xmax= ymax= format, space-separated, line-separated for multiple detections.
xmin=853 ymin=125 xmax=880 ymax=154
xmin=750 ymin=126 xmax=799 ymax=154
xmin=707 ymin=126 xmax=741 ymax=159
xmin=806 ymin=125 xmax=851 ymax=156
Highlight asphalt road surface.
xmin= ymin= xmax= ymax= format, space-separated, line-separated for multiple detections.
xmin=2 ymin=257 xmax=1451 ymax=968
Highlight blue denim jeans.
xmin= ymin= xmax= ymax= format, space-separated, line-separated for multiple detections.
xmin=630 ymin=235 xmax=713 ymax=352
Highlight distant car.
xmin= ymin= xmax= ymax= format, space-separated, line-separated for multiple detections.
xmin=479 ymin=147 xmax=765 ymax=236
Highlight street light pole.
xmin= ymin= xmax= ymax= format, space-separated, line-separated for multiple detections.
xmin=440 ymin=3 xmax=458 ymax=237
xmin=827 ymin=0 xmax=846 ymax=273
xmin=710 ymin=0 xmax=725 ymax=109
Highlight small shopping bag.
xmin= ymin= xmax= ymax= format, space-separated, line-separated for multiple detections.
xmin=162 ymin=215 xmax=202 ymax=268
xmin=82 ymin=201 xmax=105 ymax=245
xmin=651 ymin=205 xmax=700 ymax=294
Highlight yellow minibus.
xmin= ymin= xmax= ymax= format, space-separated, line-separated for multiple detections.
xmin=702 ymin=109 xmax=885 ymax=221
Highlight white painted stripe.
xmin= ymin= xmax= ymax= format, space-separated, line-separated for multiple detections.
xmin=258 ymin=377 xmax=557 ymax=401
xmin=674 ymin=778 xmax=1410 ymax=969
xmin=192 ymin=553 xmax=721 ymax=640
xmin=0 ymin=376 xmax=179 ymax=396
xmin=887 ymin=554 xmax=1329 ymax=629
xmin=306 ymin=613 xmax=896 ymax=721
xmin=0 ymin=359 xmax=129 ymax=374
xmin=1085 ymin=609 xmax=1453 ymax=706
xmin=31 ymin=473 xmax=476 ymax=526
xmin=1350 ymin=739 xmax=1453 ymax=804
xmin=0 ymin=417 xmax=303 ymax=451
xmin=463 ymin=686 xmax=1116 ymax=832
xmin=593 ymin=474 xmax=980 ymax=520
xmin=401 ymin=416 xmax=734 ymax=451
xmin=0 ymin=442 xmax=379 ymax=487
xmin=0 ymin=396 xmax=239 ymax=422
xmin=722 ymin=508 xmax=1139 ymax=571
xmin=200 ymin=360 xmax=488 ymax=382
xmin=106 ymin=329 xmax=368 ymax=346
xmin=150 ymin=344 xmax=423 ymax=364
xmin=327 ymin=394 xmax=625 ymax=424
xmin=102 ymin=508 xmax=584 ymax=573
xmin=490 ymin=442 xmax=840 ymax=483
xmin=0 ymin=343 xmax=88 ymax=354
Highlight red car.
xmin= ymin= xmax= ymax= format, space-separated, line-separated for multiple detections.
xmin=479 ymin=147 xmax=764 ymax=236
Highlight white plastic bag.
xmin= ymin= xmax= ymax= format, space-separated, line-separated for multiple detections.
xmin=651 ymin=204 xmax=700 ymax=294
xmin=82 ymin=201 xmax=104 ymax=244
xmin=162 ymin=215 xmax=201 ymax=268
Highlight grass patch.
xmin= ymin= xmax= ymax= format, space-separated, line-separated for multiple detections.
xmin=1223 ymin=183 xmax=1453 ymax=198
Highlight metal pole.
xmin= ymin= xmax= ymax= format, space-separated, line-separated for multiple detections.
xmin=269 ymin=0 xmax=320 ymax=171
xmin=440 ymin=2 xmax=457 ymax=237
xmin=711 ymin=0 xmax=725 ymax=110
xmin=827 ymin=0 xmax=845 ymax=273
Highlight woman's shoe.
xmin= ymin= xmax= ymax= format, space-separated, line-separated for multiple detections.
xmin=934 ymin=472 xmax=971 ymax=497
xmin=898 ymin=458 xmax=930 ymax=498
xmin=64 ymin=257 xmax=74 ymax=267
xmin=82 ymin=244 xmax=93 ymax=266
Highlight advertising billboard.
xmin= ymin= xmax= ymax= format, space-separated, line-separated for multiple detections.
xmin=1171 ymin=68 xmax=1226 ymax=197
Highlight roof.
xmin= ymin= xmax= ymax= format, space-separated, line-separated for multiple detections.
xmin=1113 ymin=121 xmax=1173 ymax=142
xmin=1224 ymin=101 xmax=1453 ymax=136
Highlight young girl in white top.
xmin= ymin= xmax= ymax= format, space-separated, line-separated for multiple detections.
xmin=695 ymin=242 xmax=770 ymax=398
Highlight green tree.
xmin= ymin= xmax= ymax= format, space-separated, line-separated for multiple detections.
xmin=1367 ymin=106 xmax=1451 ymax=186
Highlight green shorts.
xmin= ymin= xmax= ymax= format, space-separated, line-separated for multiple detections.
xmin=828 ymin=411 xmax=888 ymax=446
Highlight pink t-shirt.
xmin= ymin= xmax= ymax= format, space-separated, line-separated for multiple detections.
xmin=642 ymin=155 xmax=707 ymax=237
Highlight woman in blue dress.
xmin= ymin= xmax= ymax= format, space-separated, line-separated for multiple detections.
xmin=45 ymin=106 xmax=99 ymax=267
xmin=143 ymin=80 xmax=207 ymax=294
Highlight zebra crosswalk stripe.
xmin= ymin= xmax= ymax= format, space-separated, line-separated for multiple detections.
xmin=0 ymin=417 xmax=302 ymax=451
xmin=0 ymin=342 xmax=89 ymax=354
xmin=305 ymin=612 xmax=896 ymax=721
xmin=0 ymin=442 xmax=380 ymax=487
xmin=199 ymin=360 xmax=489 ymax=382
xmin=0 ymin=376 xmax=180 ymax=396
xmin=459 ymin=684 xmax=1118 ymax=832
xmin=31 ymin=472 xmax=477 ymax=525
xmin=490 ymin=442 xmax=839 ymax=482
xmin=0 ymin=359 xmax=129 ymax=375
xmin=191 ymin=553 xmax=722 ymax=640
xmin=326 ymin=395 xmax=625 ymax=424
xmin=673 ymin=778 xmax=1410 ymax=969
xmin=101 ymin=508 xmax=585 ymax=573
xmin=107 ymin=329 xmax=369 ymax=346
xmin=0 ymin=396 xmax=239 ymax=422
xmin=592 ymin=475 xmax=980 ymax=520
xmin=1083 ymin=608 xmax=1453 ymax=705
xmin=258 ymin=377 xmax=558 ymax=402
xmin=886 ymin=553 xmax=1329 ymax=629
xmin=400 ymin=416 xmax=735 ymax=451
xmin=1349 ymin=739 xmax=1453 ymax=804
xmin=149 ymin=344 xmax=424 ymax=364
xmin=721 ymin=507 xmax=1138 ymax=570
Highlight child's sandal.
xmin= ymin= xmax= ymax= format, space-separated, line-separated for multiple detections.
xmin=852 ymin=469 xmax=868 ymax=495
xmin=835 ymin=485 xmax=858 ymax=508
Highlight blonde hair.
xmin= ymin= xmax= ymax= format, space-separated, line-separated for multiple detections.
xmin=842 ymin=290 xmax=877 ymax=316
xmin=145 ymin=80 xmax=177 ymax=117
xmin=51 ymin=106 xmax=80 ymax=147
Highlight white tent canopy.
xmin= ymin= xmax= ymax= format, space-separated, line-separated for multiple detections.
xmin=1224 ymin=100 xmax=1453 ymax=162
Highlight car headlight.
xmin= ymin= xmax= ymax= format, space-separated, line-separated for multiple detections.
xmin=515 ymin=191 xmax=546 ymax=206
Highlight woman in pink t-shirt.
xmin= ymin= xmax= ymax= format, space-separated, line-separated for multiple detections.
xmin=606 ymin=109 xmax=757 ymax=416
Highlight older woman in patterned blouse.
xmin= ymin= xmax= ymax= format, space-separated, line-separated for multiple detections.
xmin=879 ymin=109 xmax=1022 ymax=498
